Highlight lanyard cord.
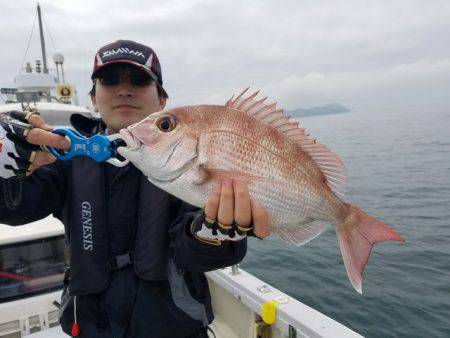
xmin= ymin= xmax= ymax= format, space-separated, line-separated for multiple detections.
xmin=2 ymin=178 xmax=22 ymax=210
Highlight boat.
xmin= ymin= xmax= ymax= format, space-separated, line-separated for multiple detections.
xmin=0 ymin=4 xmax=92 ymax=124
xmin=0 ymin=218 xmax=362 ymax=338
xmin=0 ymin=4 xmax=362 ymax=338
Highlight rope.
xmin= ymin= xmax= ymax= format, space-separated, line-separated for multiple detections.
xmin=43 ymin=11 xmax=57 ymax=53
xmin=207 ymin=326 xmax=216 ymax=338
xmin=18 ymin=10 xmax=38 ymax=75
xmin=74 ymin=295 xmax=77 ymax=323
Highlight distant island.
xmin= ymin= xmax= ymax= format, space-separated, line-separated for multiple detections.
xmin=286 ymin=103 xmax=351 ymax=118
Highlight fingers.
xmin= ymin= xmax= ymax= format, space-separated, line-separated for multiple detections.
xmin=204 ymin=184 xmax=221 ymax=221
xmin=233 ymin=180 xmax=251 ymax=227
xmin=205 ymin=179 xmax=241 ymax=226
xmin=204 ymin=179 xmax=271 ymax=239
xmin=24 ymin=114 xmax=69 ymax=149
xmin=25 ymin=151 xmax=57 ymax=176
xmin=27 ymin=114 xmax=53 ymax=131
xmin=217 ymin=179 xmax=234 ymax=226
xmin=33 ymin=151 xmax=56 ymax=166
xmin=251 ymin=198 xmax=271 ymax=238
xmin=26 ymin=128 xmax=71 ymax=149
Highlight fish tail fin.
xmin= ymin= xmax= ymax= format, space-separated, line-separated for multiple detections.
xmin=336 ymin=205 xmax=404 ymax=294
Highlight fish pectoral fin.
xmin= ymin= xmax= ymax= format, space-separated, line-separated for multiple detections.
xmin=205 ymin=168 xmax=270 ymax=182
xmin=273 ymin=221 xmax=329 ymax=246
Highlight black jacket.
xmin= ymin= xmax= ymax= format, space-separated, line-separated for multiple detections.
xmin=0 ymin=115 xmax=247 ymax=337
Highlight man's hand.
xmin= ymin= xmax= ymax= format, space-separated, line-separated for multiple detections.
xmin=203 ymin=179 xmax=271 ymax=240
xmin=0 ymin=111 xmax=70 ymax=178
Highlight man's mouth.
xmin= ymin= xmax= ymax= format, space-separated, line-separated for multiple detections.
xmin=114 ymin=104 xmax=140 ymax=109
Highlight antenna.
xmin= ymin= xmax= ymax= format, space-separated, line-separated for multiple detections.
xmin=37 ymin=3 xmax=48 ymax=74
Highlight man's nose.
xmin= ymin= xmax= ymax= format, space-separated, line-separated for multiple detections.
xmin=117 ymin=81 xmax=134 ymax=97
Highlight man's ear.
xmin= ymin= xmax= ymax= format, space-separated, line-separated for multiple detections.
xmin=159 ymin=97 xmax=167 ymax=110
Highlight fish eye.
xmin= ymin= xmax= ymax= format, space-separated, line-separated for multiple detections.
xmin=156 ymin=115 xmax=177 ymax=132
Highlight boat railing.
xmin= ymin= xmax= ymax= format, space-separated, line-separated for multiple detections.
xmin=206 ymin=265 xmax=363 ymax=338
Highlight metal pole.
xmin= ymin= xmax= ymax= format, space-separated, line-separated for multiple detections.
xmin=231 ymin=264 xmax=240 ymax=275
xmin=288 ymin=325 xmax=297 ymax=338
xmin=61 ymin=65 xmax=66 ymax=84
xmin=55 ymin=64 xmax=61 ymax=83
xmin=37 ymin=3 xmax=48 ymax=74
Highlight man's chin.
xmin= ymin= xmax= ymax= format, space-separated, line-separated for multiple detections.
xmin=116 ymin=112 xmax=146 ymax=126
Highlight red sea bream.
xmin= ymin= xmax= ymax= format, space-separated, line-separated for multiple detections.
xmin=118 ymin=88 xmax=404 ymax=293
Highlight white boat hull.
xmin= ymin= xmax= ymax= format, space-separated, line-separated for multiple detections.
xmin=0 ymin=267 xmax=362 ymax=338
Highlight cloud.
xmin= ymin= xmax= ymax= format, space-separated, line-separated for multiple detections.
xmin=266 ymin=58 xmax=450 ymax=111
xmin=0 ymin=0 xmax=449 ymax=113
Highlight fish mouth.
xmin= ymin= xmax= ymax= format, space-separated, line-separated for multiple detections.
xmin=119 ymin=128 xmax=142 ymax=151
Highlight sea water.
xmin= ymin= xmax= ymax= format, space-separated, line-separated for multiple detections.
xmin=242 ymin=107 xmax=450 ymax=337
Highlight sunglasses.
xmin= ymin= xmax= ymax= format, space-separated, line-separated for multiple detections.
xmin=98 ymin=71 xmax=155 ymax=87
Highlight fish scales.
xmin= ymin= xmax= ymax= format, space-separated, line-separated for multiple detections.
xmin=199 ymin=112 xmax=330 ymax=225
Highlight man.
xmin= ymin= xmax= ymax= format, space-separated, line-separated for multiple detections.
xmin=0 ymin=40 xmax=270 ymax=337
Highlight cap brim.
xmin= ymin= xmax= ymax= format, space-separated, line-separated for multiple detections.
xmin=91 ymin=60 xmax=158 ymax=81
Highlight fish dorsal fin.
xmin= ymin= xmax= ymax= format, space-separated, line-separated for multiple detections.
xmin=226 ymin=88 xmax=348 ymax=195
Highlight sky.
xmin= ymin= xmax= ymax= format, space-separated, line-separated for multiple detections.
xmin=0 ymin=0 xmax=449 ymax=113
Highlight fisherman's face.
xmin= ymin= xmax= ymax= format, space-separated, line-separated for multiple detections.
xmin=91 ymin=64 xmax=166 ymax=134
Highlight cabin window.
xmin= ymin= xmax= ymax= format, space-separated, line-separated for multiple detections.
xmin=0 ymin=235 xmax=67 ymax=302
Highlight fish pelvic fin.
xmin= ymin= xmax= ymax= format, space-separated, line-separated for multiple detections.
xmin=336 ymin=205 xmax=405 ymax=294
xmin=273 ymin=220 xmax=329 ymax=246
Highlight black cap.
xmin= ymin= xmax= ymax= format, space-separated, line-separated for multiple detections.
xmin=91 ymin=40 xmax=167 ymax=97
